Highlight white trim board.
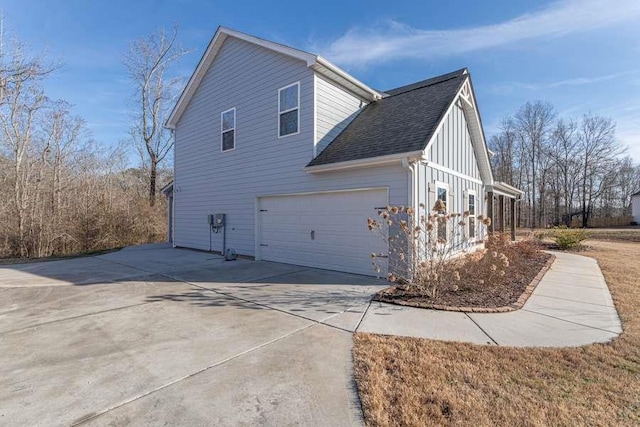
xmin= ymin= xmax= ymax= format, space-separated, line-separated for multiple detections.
xmin=306 ymin=151 xmax=423 ymax=173
xmin=422 ymin=77 xmax=494 ymax=186
xmin=422 ymin=161 xmax=483 ymax=185
xmin=277 ymin=81 xmax=301 ymax=138
xmin=220 ymin=107 xmax=236 ymax=152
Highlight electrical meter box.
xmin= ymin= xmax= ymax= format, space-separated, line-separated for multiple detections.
xmin=207 ymin=213 xmax=225 ymax=227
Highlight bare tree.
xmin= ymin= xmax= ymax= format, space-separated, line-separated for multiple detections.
xmin=578 ymin=114 xmax=623 ymax=227
xmin=513 ymin=101 xmax=556 ymax=228
xmin=548 ymin=118 xmax=580 ymax=223
xmin=0 ymin=32 xmax=171 ymax=260
xmin=489 ymin=101 xmax=638 ymax=229
xmin=0 ymin=42 xmax=51 ymax=256
xmin=606 ymin=156 xmax=636 ymax=216
xmin=123 ymin=25 xmax=188 ymax=206
xmin=490 ymin=118 xmax=517 ymax=184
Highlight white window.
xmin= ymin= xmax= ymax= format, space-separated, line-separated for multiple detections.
xmin=466 ymin=190 xmax=477 ymax=239
xmin=435 ymin=182 xmax=449 ymax=241
xmin=221 ymin=107 xmax=235 ymax=152
xmin=278 ymin=82 xmax=299 ymax=137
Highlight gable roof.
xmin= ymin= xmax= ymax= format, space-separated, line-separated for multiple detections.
xmin=165 ymin=26 xmax=382 ymax=129
xmin=307 ymin=69 xmax=468 ymax=167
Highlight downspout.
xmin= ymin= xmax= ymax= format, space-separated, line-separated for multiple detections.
xmin=402 ymin=158 xmax=417 ymax=279
xmin=170 ymin=127 xmax=177 ymax=248
xmin=402 ymin=158 xmax=415 ymax=210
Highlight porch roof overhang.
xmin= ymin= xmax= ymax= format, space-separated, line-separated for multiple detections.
xmin=487 ymin=181 xmax=523 ymax=199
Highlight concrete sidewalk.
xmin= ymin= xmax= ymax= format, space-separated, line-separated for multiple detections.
xmin=357 ymin=251 xmax=622 ymax=347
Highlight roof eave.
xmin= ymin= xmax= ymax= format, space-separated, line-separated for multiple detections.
xmin=165 ymin=27 xmax=381 ymax=129
xmin=488 ymin=181 xmax=523 ymax=198
xmin=421 ymin=74 xmax=495 ymax=186
xmin=165 ymin=26 xmax=319 ymax=129
xmin=313 ymin=56 xmax=382 ymax=102
xmin=305 ymin=151 xmax=423 ymax=174
xmin=160 ymin=181 xmax=174 ymax=195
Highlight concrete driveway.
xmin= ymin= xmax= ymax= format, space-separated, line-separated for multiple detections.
xmin=0 ymin=244 xmax=385 ymax=426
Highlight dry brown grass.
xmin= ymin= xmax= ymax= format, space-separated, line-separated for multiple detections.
xmin=517 ymin=227 xmax=640 ymax=243
xmin=353 ymin=240 xmax=640 ymax=426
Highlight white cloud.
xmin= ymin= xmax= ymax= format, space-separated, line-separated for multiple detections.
xmin=526 ymin=74 xmax=628 ymax=90
xmin=489 ymin=72 xmax=632 ymax=94
xmin=318 ymin=0 xmax=640 ymax=67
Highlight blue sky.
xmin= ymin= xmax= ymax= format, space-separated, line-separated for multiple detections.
xmin=4 ymin=0 xmax=640 ymax=163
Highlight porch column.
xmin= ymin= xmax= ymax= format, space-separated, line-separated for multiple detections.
xmin=487 ymin=191 xmax=494 ymax=233
xmin=510 ymin=198 xmax=516 ymax=241
xmin=498 ymin=195 xmax=505 ymax=232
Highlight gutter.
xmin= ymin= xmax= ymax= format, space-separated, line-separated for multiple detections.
xmin=315 ymin=56 xmax=383 ymax=101
xmin=305 ymin=151 xmax=423 ymax=174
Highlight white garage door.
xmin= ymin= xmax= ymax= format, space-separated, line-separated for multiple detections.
xmin=257 ymin=188 xmax=388 ymax=276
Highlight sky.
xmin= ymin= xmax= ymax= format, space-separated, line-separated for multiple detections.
xmin=3 ymin=0 xmax=640 ymax=164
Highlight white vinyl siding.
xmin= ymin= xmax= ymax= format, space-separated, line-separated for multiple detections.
xmin=221 ymin=107 xmax=235 ymax=152
xmin=315 ymin=74 xmax=365 ymax=156
xmin=278 ymin=82 xmax=300 ymax=137
xmin=172 ymin=37 xmax=408 ymax=258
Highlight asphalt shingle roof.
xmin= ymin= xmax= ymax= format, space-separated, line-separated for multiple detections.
xmin=307 ymin=68 xmax=468 ymax=167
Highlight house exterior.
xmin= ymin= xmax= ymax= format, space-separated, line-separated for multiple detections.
xmin=164 ymin=27 xmax=521 ymax=276
xmin=632 ymin=191 xmax=640 ymax=224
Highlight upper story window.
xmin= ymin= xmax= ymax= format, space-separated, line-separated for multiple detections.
xmin=278 ymin=82 xmax=299 ymax=137
xmin=221 ymin=107 xmax=236 ymax=152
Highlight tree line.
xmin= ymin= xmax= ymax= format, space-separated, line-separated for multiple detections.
xmin=489 ymin=101 xmax=640 ymax=228
xmin=0 ymin=28 xmax=182 ymax=259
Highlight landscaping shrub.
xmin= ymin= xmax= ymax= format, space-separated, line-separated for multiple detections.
xmin=369 ymin=208 xmax=550 ymax=307
xmin=368 ymin=202 xmax=489 ymax=298
xmin=552 ymin=226 xmax=588 ymax=250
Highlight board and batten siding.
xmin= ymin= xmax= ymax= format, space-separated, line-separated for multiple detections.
xmin=315 ymin=74 xmax=366 ymax=156
xmin=427 ymin=104 xmax=481 ymax=181
xmin=417 ymin=102 xmax=486 ymax=245
xmin=173 ymin=36 xmax=408 ymax=256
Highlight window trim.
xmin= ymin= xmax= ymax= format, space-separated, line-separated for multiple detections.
xmin=434 ymin=181 xmax=450 ymax=213
xmin=434 ymin=181 xmax=450 ymax=241
xmin=221 ymin=107 xmax=236 ymax=152
xmin=466 ymin=189 xmax=477 ymax=241
xmin=277 ymin=81 xmax=300 ymax=138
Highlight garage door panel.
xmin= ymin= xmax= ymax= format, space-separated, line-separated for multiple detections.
xmin=258 ymin=189 xmax=388 ymax=276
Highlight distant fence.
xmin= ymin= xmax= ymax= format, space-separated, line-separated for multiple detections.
xmin=570 ymin=216 xmax=634 ymax=228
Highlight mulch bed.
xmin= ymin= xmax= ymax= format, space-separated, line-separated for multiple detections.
xmin=374 ymin=249 xmax=553 ymax=312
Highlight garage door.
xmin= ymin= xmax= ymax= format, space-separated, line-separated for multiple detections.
xmin=257 ymin=189 xmax=388 ymax=276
